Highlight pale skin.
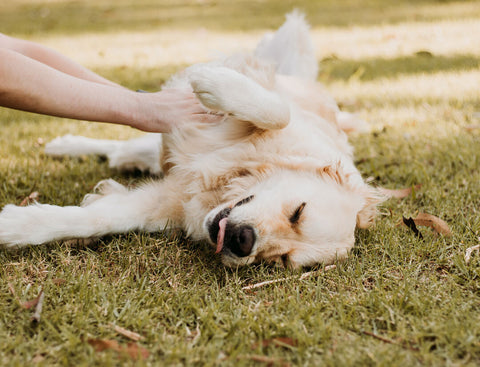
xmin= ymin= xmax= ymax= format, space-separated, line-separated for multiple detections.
xmin=0 ymin=33 xmax=215 ymax=132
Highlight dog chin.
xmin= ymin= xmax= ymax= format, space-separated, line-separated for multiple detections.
xmin=220 ymin=253 xmax=256 ymax=267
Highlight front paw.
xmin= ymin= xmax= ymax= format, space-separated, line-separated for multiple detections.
xmin=0 ymin=204 xmax=41 ymax=247
xmin=189 ymin=66 xmax=237 ymax=112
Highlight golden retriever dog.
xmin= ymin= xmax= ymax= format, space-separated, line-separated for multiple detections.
xmin=0 ymin=13 xmax=382 ymax=268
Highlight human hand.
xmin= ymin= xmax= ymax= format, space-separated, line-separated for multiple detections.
xmin=133 ymin=88 xmax=221 ymax=133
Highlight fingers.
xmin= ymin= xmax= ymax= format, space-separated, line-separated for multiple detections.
xmin=191 ymin=113 xmax=223 ymax=124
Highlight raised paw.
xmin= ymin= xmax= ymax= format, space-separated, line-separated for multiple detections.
xmin=189 ymin=66 xmax=290 ymax=129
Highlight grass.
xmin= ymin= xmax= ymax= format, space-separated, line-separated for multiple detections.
xmin=1 ymin=0 xmax=480 ymax=365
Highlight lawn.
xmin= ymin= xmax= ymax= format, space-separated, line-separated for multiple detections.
xmin=1 ymin=0 xmax=480 ymax=365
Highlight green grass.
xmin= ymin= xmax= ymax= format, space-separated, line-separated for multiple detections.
xmin=1 ymin=0 xmax=480 ymax=366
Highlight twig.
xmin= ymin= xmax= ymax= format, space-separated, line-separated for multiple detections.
xmin=242 ymin=265 xmax=336 ymax=290
xmin=112 ymin=324 xmax=144 ymax=341
xmin=362 ymin=331 xmax=419 ymax=352
xmin=31 ymin=291 xmax=45 ymax=323
xmin=465 ymin=241 xmax=480 ymax=264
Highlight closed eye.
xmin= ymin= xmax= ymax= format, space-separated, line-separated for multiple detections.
xmin=234 ymin=195 xmax=255 ymax=207
xmin=289 ymin=202 xmax=306 ymax=224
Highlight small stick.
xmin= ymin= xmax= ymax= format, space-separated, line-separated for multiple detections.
xmin=112 ymin=324 xmax=144 ymax=341
xmin=31 ymin=291 xmax=45 ymax=323
xmin=242 ymin=265 xmax=336 ymax=290
xmin=465 ymin=243 xmax=480 ymax=264
xmin=362 ymin=331 xmax=419 ymax=352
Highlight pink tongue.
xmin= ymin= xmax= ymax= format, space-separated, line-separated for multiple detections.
xmin=216 ymin=218 xmax=228 ymax=254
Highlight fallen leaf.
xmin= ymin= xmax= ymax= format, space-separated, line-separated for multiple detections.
xmin=402 ymin=216 xmax=423 ymax=239
xmin=87 ymin=339 xmax=149 ymax=360
xmin=22 ymin=290 xmax=43 ymax=310
xmin=125 ymin=342 xmax=149 ymax=360
xmin=88 ymin=339 xmax=121 ymax=353
xmin=19 ymin=192 xmax=40 ymax=206
xmin=414 ymin=213 xmax=452 ymax=236
xmin=52 ymin=278 xmax=66 ymax=286
xmin=379 ymin=184 xmax=422 ymax=199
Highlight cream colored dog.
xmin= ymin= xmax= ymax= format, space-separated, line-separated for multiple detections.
xmin=0 ymin=13 xmax=382 ymax=268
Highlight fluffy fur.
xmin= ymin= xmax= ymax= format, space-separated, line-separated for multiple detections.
xmin=0 ymin=13 xmax=383 ymax=268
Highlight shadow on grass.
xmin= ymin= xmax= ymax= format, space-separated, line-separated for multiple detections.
xmin=2 ymin=0 xmax=479 ymax=36
xmin=320 ymin=53 xmax=480 ymax=82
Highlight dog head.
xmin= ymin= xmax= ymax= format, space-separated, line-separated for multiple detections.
xmin=203 ymin=165 xmax=382 ymax=268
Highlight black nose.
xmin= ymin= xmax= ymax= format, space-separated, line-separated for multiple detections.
xmin=224 ymin=224 xmax=256 ymax=257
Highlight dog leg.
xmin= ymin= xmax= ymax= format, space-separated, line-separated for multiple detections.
xmin=45 ymin=134 xmax=163 ymax=174
xmin=0 ymin=179 xmax=182 ymax=248
xmin=189 ymin=66 xmax=290 ymax=130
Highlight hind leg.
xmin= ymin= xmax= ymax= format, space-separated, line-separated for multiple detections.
xmin=45 ymin=134 xmax=163 ymax=174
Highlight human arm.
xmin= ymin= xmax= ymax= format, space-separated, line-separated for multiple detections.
xmin=0 ymin=34 xmax=215 ymax=132
xmin=0 ymin=48 xmax=210 ymax=132
xmin=0 ymin=33 xmax=123 ymax=89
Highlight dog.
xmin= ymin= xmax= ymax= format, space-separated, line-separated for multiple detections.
xmin=0 ymin=13 xmax=382 ymax=268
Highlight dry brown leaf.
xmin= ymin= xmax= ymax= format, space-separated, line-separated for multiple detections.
xmin=87 ymin=339 xmax=149 ymax=360
xmin=125 ymin=342 xmax=150 ymax=360
xmin=113 ymin=324 xmax=144 ymax=341
xmin=379 ymin=184 xmax=422 ymax=199
xmin=239 ymin=355 xmax=290 ymax=366
xmin=52 ymin=278 xmax=66 ymax=286
xmin=254 ymin=337 xmax=298 ymax=349
xmin=414 ymin=213 xmax=452 ymax=236
xmin=22 ymin=290 xmax=43 ymax=310
xmin=19 ymin=192 xmax=40 ymax=206
xmin=88 ymin=339 xmax=121 ymax=352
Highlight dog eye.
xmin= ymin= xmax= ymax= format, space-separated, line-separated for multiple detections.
xmin=289 ymin=202 xmax=306 ymax=224
xmin=234 ymin=195 xmax=255 ymax=207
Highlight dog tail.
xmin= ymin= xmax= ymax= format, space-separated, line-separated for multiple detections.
xmin=255 ymin=10 xmax=318 ymax=80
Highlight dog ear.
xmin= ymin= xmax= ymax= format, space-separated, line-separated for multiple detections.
xmin=356 ymin=186 xmax=386 ymax=229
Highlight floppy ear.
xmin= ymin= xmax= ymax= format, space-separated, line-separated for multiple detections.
xmin=356 ymin=186 xmax=386 ymax=229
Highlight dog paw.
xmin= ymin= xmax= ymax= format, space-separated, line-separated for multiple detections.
xmin=189 ymin=66 xmax=247 ymax=113
xmin=44 ymin=134 xmax=78 ymax=156
xmin=189 ymin=65 xmax=289 ymax=129
xmin=81 ymin=179 xmax=128 ymax=206
xmin=0 ymin=204 xmax=47 ymax=247
xmin=107 ymin=150 xmax=161 ymax=174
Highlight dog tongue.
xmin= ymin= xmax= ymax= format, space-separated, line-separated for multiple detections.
xmin=216 ymin=218 xmax=228 ymax=254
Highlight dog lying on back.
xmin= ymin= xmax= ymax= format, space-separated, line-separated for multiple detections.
xmin=0 ymin=13 xmax=382 ymax=268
